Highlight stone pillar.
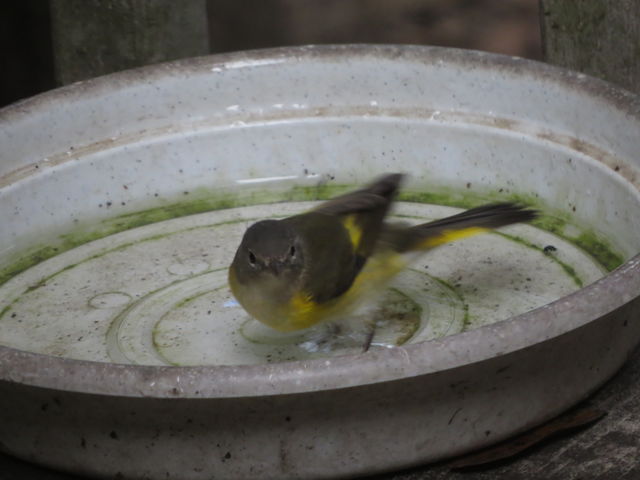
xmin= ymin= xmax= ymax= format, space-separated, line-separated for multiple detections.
xmin=540 ymin=0 xmax=640 ymax=94
xmin=50 ymin=0 xmax=209 ymax=85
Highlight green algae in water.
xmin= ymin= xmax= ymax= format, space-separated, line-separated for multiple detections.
xmin=399 ymin=191 xmax=481 ymax=210
xmin=401 ymin=185 xmax=624 ymax=272
xmin=398 ymin=186 xmax=544 ymax=211
xmin=0 ymin=183 xmax=625 ymax=288
xmin=529 ymin=215 xmax=624 ymax=272
xmin=0 ymin=303 xmax=13 ymax=320
xmin=570 ymin=232 xmax=623 ymax=272
xmin=495 ymin=231 xmax=584 ymax=288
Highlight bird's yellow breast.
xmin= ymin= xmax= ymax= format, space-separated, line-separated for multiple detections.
xmin=281 ymin=250 xmax=409 ymax=331
xmin=229 ymin=249 xmax=408 ymax=332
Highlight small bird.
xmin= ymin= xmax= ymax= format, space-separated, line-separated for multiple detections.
xmin=228 ymin=174 xmax=537 ymax=334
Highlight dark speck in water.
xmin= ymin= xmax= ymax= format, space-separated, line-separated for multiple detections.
xmin=543 ymin=245 xmax=557 ymax=254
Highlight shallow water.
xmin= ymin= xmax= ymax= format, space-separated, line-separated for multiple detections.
xmin=0 ymin=201 xmax=606 ymax=365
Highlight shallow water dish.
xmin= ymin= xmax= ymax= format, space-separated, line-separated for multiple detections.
xmin=0 ymin=45 xmax=639 ymax=479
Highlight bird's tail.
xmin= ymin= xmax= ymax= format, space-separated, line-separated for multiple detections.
xmin=392 ymin=203 xmax=538 ymax=253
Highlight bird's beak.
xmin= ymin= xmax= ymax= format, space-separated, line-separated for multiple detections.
xmin=265 ymin=259 xmax=283 ymax=276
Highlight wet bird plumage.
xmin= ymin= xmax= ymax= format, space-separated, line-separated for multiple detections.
xmin=229 ymin=174 xmax=537 ymax=332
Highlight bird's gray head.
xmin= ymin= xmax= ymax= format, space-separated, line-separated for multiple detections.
xmin=232 ymin=219 xmax=304 ymax=281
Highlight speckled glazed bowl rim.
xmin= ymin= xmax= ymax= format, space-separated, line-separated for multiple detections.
xmin=0 ymin=45 xmax=639 ymax=399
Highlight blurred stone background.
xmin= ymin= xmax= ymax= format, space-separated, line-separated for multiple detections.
xmin=207 ymin=0 xmax=541 ymax=58
xmin=0 ymin=0 xmax=541 ymax=107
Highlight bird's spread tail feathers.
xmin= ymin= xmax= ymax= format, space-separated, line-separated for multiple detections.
xmin=393 ymin=203 xmax=538 ymax=252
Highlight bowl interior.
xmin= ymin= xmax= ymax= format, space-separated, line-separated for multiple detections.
xmin=0 ymin=46 xmax=639 ymax=371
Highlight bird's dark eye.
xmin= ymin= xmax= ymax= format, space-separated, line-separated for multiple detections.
xmin=248 ymin=251 xmax=256 ymax=265
xmin=289 ymin=245 xmax=296 ymax=257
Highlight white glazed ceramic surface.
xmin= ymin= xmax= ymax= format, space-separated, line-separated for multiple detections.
xmin=0 ymin=46 xmax=639 ymax=479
